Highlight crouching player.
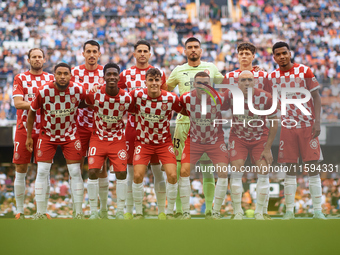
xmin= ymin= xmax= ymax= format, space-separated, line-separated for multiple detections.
xmin=129 ymin=68 xmax=183 ymax=219
xmin=26 ymin=63 xmax=86 ymax=219
xmin=228 ymin=71 xmax=278 ymax=220
xmin=179 ymin=72 xmax=230 ymax=219
xmin=84 ymin=63 xmax=133 ymax=219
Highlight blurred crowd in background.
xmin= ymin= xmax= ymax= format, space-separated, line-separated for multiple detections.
xmin=1 ymin=0 xmax=340 ymax=217
xmin=0 ymin=0 xmax=340 ymax=123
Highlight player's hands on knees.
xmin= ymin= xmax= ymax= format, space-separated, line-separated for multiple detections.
xmin=26 ymin=138 xmax=33 ymax=153
xmin=261 ymin=149 xmax=273 ymax=165
xmin=312 ymin=121 xmax=321 ymax=139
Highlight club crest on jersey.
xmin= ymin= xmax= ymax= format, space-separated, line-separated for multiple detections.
xmin=74 ymin=140 xmax=81 ymax=151
xmin=118 ymin=149 xmax=127 ymax=160
xmin=37 ymin=150 xmax=43 ymax=157
xmin=310 ymin=139 xmax=318 ymax=149
xmin=71 ymin=97 xmax=77 ymax=104
xmin=119 ymin=105 xmax=125 ymax=111
xmin=168 ymin=146 xmax=175 ymax=155
xmin=88 ymin=157 xmax=95 ymax=165
xmin=204 ymin=69 xmax=210 ymax=75
xmin=14 ymin=153 xmax=20 ymax=160
xmin=220 ymin=144 xmax=227 ymax=152
xmin=161 ymin=103 xmax=167 ymax=111
xmin=211 ymin=106 xmax=217 ymax=114
xmin=99 ymin=78 xmax=104 ymax=84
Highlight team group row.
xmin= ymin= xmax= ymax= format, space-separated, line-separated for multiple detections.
xmin=12 ymin=38 xmax=326 ymax=220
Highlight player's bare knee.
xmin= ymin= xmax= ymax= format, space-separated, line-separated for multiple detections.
xmin=88 ymin=168 xmax=98 ymax=179
xmin=167 ymin=172 xmax=177 ymax=184
xmin=133 ymin=172 xmax=144 ymax=184
xmin=115 ymin=171 xmax=127 ymax=180
xmin=15 ymin=164 xmax=28 ymax=174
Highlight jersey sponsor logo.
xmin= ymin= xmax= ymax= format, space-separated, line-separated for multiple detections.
xmin=191 ymin=118 xmax=212 ymax=126
xmin=220 ymin=144 xmax=227 ymax=152
xmin=14 ymin=152 xmax=20 ymax=160
xmin=140 ymin=112 xmax=165 ymax=122
xmin=28 ymin=94 xmax=35 ymax=99
xmin=168 ymin=146 xmax=175 ymax=155
xmin=310 ymin=139 xmax=318 ymax=149
xmin=183 ymin=72 xmax=188 ymax=76
xmin=37 ymin=150 xmax=43 ymax=157
xmin=74 ymin=140 xmax=81 ymax=151
xmin=49 ymin=108 xmax=75 ymax=117
xmin=118 ymin=149 xmax=127 ymax=160
xmin=161 ymin=103 xmax=167 ymax=111
xmin=98 ymin=113 xmax=122 ymax=123
xmin=88 ymin=157 xmax=95 ymax=165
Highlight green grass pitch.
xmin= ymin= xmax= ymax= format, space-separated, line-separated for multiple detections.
xmin=1 ymin=219 xmax=339 ymax=255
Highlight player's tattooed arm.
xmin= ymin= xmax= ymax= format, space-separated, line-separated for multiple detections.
xmin=260 ymin=115 xmax=279 ymax=165
xmin=25 ymin=109 xmax=36 ymax=153
xmin=311 ymin=89 xmax=321 ymax=138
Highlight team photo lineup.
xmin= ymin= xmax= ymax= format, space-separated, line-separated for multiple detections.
xmin=8 ymin=34 xmax=329 ymax=221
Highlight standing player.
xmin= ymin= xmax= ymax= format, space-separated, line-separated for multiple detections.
xmin=26 ymin=63 xmax=85 ymax=219
xmin=71 ymin=40 xmax=108 ymax=218
xmin=270 ymin=41 xmax=326 ymax=220
xmin=85 ymin=63 xmax=132 ymax=219
xmin=224 ymin=42 xmax=272 ymax=219
xmin=166 ymin=37 xmax=224 ymax=218
xmin=130 ymin=68 xmax=182 ymax=219
xmin=228 ymin=71 xmax=278 ymax=220
xmin=179 ymin=72 xmax=230 ymax=219
xmin=118 ymin=40 xmax=167 ymax=220
xmin=12 ymin=48 xmax=54 ymax=219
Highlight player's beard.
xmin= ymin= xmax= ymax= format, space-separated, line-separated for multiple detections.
xmin=56 ymin=81 xmax=69 ymax=90
xmin=31 ymin=63 xmax=43 ymax=71
xmin=188 ymin=55 xmax=200 ymax=62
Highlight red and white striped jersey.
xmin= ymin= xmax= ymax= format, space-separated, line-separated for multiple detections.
xmin=268 ymin=63 xmax=320 ymax=129
xmin=71 ymin=64 xmax=104 ymax=128
xmin=224 ymin=69 xmax=272 ymax=93
xmin=30 ymin=81 xmax=86 ymax=142
xmin=12 ymin=71 xmax=54 ymax=134
xmin=180 ymin=90 xmax=229 ymax=144
xmin=228 ymin=88 xmax=277 ymax=141
xmin=129 ymin=88 xmax=182 ymax=144
xmin=85 ymin=87 xmax=133 ymax=141
xmin=118 ymin=65 xmax=166 ymax=92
